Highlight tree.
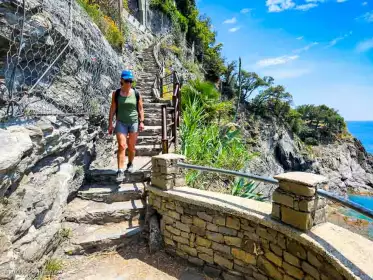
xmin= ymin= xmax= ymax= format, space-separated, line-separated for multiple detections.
xmin=221 ymin=61 xmax=237 ymax=99
xmin=240 ymin=71 xmax=269 ymax=101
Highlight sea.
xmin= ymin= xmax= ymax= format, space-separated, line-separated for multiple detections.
xmin=342 ymin=121 xmax=373 ymax=237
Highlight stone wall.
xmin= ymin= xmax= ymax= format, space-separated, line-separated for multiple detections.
xmin=147 ymin=154 xmax=373 ymax=280
xmin=149 ymin=193 xmax=348 ymax=280
xmin=0 ymin=115 xmax=99 ymax=279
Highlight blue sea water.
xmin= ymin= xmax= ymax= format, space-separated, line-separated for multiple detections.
xmin=347 ymin=121 xmax=373 ymax=154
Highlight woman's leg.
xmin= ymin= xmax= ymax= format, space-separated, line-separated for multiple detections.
xmin=116 ymin=132 xmax=127 ymax=171
xmin=127 ymin=131 xmax=138 ymax=167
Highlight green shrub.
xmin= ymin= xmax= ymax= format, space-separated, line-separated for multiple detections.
xmin=304 ymin=137 xmax=318 ymax=146
xmin=77 ymin=0 xmax=125 ymax=49
xmin=231 ymin=178 xmax=265 ymax=200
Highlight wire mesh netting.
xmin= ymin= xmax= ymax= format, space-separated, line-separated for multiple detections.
xmin=1 ymin=0 xmax=125 ymax=120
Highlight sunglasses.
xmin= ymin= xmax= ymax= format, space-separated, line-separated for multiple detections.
xmin=123 ymin=80 xmax=132 ymax=83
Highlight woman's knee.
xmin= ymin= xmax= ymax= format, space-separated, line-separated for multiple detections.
xmin=118 ymin=141 xmax=127 ymax=151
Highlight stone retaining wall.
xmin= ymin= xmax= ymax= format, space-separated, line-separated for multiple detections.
xmin=148 ymin=192 xmax=347 ymax=280
xmin=146 ymin=154 xmax=373 ymax=280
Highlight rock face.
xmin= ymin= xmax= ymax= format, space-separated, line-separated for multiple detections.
xmin=242 ymin=115 xmax=373 ymax=196
xmin=0 ymin=116 xmax=98 ymax=279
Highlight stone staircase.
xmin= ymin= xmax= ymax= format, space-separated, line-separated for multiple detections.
xmin=62 ymin=45 xmax=171 ymax=256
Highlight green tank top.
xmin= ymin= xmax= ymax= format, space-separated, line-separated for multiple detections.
xmin=117 ymin=89 xmax=138 ymax=124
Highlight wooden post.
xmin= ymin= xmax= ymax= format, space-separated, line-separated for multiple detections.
xmin=161 ymin=105 xmax=168 ymax=154
xmin=160 ymin=77 xmax=163 ymax=98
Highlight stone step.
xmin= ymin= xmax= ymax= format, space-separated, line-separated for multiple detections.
xmin=77 ymin=182 xmax=146 ymax=203
xmin=126 ymin=144 xmax=162 ymax=156
xmin=64 ymin=198 xmax=146 ymax=225
xmin=143 ymin=103 xmax=165 ymax=108
xmin=143 ymin=118 xmax=162 ymax=126
xmin=137 ymin=135 xmax=161 ymax=145
xmin=139 ymin=125 xmax=161 ymax=136
xmin=63 ymin=221 xmax=141 ymax=255
xmin=86 ymin=168 xmax=151 ymax=184
xmin=142 ymin=98 xmax=170 ymax=104
xmin=144 ymin=112 xmax=171 ymax=120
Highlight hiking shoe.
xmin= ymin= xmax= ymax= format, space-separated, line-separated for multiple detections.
xmin=116 ymin=170 xmax=125 ymax=182
xmin=126 ymin=163 xmax=135 ymax=173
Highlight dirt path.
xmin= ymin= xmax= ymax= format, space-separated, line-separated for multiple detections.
xmin=57 ymin=241 xmax=213 ymax=280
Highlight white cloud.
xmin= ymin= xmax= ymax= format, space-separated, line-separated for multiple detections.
xmin=266 ymin=0 xmax=295 ymax=12
xmin=356 ymin=38 xmax=373 ymax=52
xmin=358 ymin=11 xmax=373 ymax=22
xmin=305 ymin=0 xmax=324 ymax=2
xmin=229 ymin=27 xmax=241 ymax=33
xmin=295 ymin=3 xmax=318 ymax=10
xmin=223 ymin=17 xmax=237 ymax=24
xmin=293 ymin=42 xmax=319 ymax=53
xmin=362 ymin=1 xmax=368 ymax=5
xmin=241 ymin=8 xmax=252 ymax=14
xmin=263 ymin=68 xmax=311 ymax=79
xmin=327 ymin=31 xmax=352 ymax=47
xmin=296 ymin=36 xmax=304 ymax=40
xmin=256 ymin=55 xmax=299 ymax=67
xmin=337 ymin=0 xmax=348 ymax=3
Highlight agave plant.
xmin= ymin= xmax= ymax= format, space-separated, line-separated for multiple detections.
xmin=231 ymin=177 xmax=265 ymax=201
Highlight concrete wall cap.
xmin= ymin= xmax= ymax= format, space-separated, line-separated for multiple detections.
xmin=152 ymin=153 xmax=186 ymax=160
xmin=274 ymin=172 xmax=327 ymax=187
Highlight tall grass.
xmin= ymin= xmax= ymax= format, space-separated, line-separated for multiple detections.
xmin=180 ymin=81 xmax=253 ymax=193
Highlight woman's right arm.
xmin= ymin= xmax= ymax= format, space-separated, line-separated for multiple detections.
xmin=108 ymin=91 xmax=116 ymax=134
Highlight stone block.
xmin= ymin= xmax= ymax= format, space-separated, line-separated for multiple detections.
xmin=173 ymin=235 xmax=189 ymax=245
xmin=270 ymin=243 xmax=283 ymax=257
xmin=273 ymin=189 xmax=294 ymax=208
xmin=287 ymin=241 xmax=306 ymax=260
xmin=274 ymin=172 xmax=327 ymax=187
xmin=163 ymin=215 xmax=175 ymax=225
xmin=241 ymin=222 xmax=256 ymax=232
xmin=175 ymin=205 xmax=184 ymax=214
xmin=277 ymin=234 xmax=286 ymax=249
xmin=253 ymin=272 xmax=268 ymax=280
xmin=212 ymin=242 xmax=231 ymax=256
xmin=189 ymin=256 xmax=204 ymax=266
xmin=265 ymin=252 xmax=282 ymax=267
xmin=283 ymin=252 xmax=301 ymax=268
xmin=320 ymin=264 xmax=343 ymax=280
xmin=271 ymin=203 xmax=281 ymax=220
xmin=181 ymin=232 xmax=189 ymax=239
xmin=206 ymin=231 xmax=224 ymax=243
xmin=281 ymin=206 xmax=312 ymax=231
xmin=203 ymin=265 xmax=222 ymax=278
xmin=164 ymin=230 xmax=172 ymax=238
xmin=224 ymin=236 xmax=242 ymax=247
xmin=227 ymin=216 xmax=240 ymax=230
xmin=313 ymin=207 xmax=327 ymax=226
xmin=191 ymin=225 xmax=206 ymax=236
xmin=258 ymin=256 xmax=283 ymax=280
xmin=167 ymin=210 xmax=181 ymax=220
xmin=193 ymin=217 xmax=207 ymax=228
xmin=284 ymin=275 xmax=296 ymax=280
xmin=197 ymin=246 xmax=213 ymax=256
xmin=234 ymin=263 xmax=254 ymax=275
xmin=243 ymin=231 xmax=260 ymax=242
xmin=214 ymin=254 xmax=233 ymax=270
xmin=232 ymin=248 xmax=256 ymax=265
xmin=175 ymin=221 xmax=191 ymax=233
xmin=166 ymin=203 xmax=176 ymax=210
xmin=176 ymin=249 xmax=188 ymax=259
xmin=196 ymin=236 xmax=212 ymax=248
xmin=298 ymin=198 xmax=326 ymax=212
xmin=256 ymin=227 xmax=275 ymax=242
xmin=166 ymin=225 xmax=180 ymax=236
xmin=219 ymin=226 xmax=237 ymax=236
xmin=180 ymin=244 xmax=198 ymax=256
xmin=283 ymin=262 xmax=304 ymax=280
xmin=197 ymin=212 xmax=213 ymax=222
xmin=222 ymin=271 xmax=244 ymax=280
xmin=190 ymin=233 xmax=196 ymax=243
xmin=278 ymin=181 xmax=316 ymax=197
xmin=307 ymin=252 xmax=322 ymax=268
xmin=181 ymin=215 xmax=193 ymax=224
xmin=304 ymin=276 xmax=315 ymax=280
xmin=213 ymin=215 xmax=226 ymax=226
xmin=199 ymin=253 xmax=214 ymax=264
xmin=207 ymin=223 xmax=219 ymax=232
xmin=302 ymin=262 xmax=320 ymax=280
xmin=164 ymin=237 xmax=175 ymax=247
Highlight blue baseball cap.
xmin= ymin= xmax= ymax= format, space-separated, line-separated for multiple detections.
xmin=121 ymin=70 xmax=134 ymax=81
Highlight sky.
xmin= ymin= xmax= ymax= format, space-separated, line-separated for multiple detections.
xmin=196 ymin=0 xmax=373 ymax=121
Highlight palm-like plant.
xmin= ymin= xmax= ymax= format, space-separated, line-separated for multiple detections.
xmin=231 ymin=178 xmax=265 ymax=201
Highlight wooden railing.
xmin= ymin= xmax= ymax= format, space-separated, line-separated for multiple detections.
xmin=160 ymin=71 xmax=181 ymax=154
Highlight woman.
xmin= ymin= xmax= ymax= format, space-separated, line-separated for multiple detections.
xmin=108 ymin=70 xmax=145 ymax=182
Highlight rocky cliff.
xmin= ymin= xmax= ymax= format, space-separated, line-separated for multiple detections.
xmin=241 ymin=113 xmax=373 ymax=197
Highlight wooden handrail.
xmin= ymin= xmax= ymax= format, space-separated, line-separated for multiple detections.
xmin=160 ymin=70 xmax=181 ymax=154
